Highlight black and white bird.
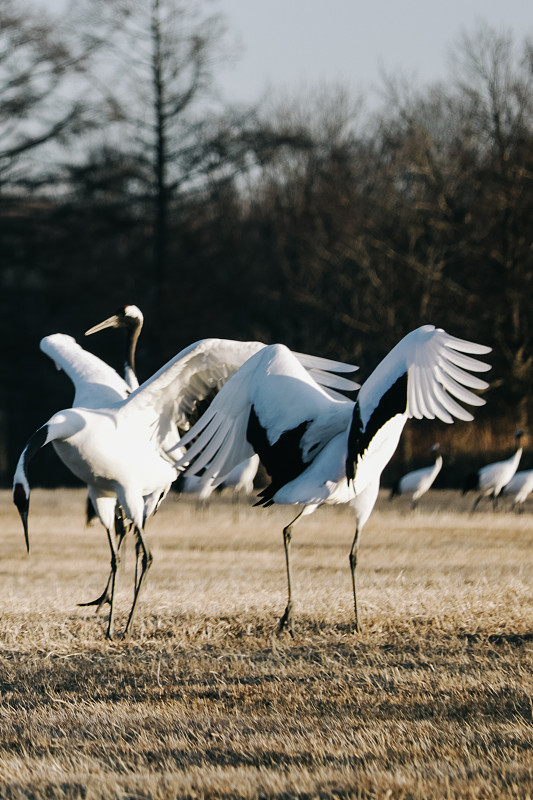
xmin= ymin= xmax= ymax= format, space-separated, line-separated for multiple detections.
xmin=176 ymin=326 xmax=491 ymax=634
xmin=82 ymin=304 xmax=153 ymax=611
xmin=390 ymin=443 xmax=442 ymax=508
xmin=503 ymin=469 xmax=533 ymax=512
xmin=463 ymin=429 xmax=523 ymax=512
xmin=13 ymin=336 xmax=358 ymax=638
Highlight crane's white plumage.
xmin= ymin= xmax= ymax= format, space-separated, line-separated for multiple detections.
xmin=40 ymin=334 xmax=131 ymax=408
xmin=13 ymin=335 xmax=359 ymax=637
xmin=177 ymin=325 xmax=491 ymax=633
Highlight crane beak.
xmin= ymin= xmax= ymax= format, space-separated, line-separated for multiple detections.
xmin=20 ymin=509 xmax=30 ymax=554
xmin=13 ymin=483 xmax=30 ymax=553
xmin=85 ymin=314 xmax=121 ymax=336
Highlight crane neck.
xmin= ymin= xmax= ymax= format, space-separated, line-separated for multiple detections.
xmin=124 ymin=323 xmax=141 ymax=391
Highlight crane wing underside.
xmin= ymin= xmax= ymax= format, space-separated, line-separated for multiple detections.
xmin=176 ymin=344 xmax=354 ymax=495
xmin=126 ymin=339 xmax=359 ymax=457
xmin=356 ymin=326 xmax=490 ymax=430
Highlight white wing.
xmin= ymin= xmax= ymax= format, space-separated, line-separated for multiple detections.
xmin=40 ymin=334 xmax=131 ymax=409
xmin=357 ymin=325 xmax=491 ymax=429
xmin=122 ymin=338 xmax=358 ymax=451
xmin=177 ymin=344 xmax=354 ymax=484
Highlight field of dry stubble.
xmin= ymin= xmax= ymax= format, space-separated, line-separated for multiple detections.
xmin=0 ymin=487 xmax=532 ymax=799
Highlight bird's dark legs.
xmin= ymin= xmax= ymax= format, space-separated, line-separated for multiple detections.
xmin=124 ymin=527 xmax=152 ymax=637
xmin=278 ymin=523 xmax=294 ymax=636
xmin=79 ymin=513 xmax=128 ymax=611
xmin=100 ymin=527 xmax=120 ymax=639
xmin=349 ymin=525 xmax=361 ymax=633
xmin=470 ymin=494 xmax=482 ymax=514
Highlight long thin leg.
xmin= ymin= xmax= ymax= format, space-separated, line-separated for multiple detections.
xmin=470 ymin=494 xmax=483 ymax=514
xmin=124 ymin=526 xmax=153 ymax=637
xmin=349 ymin=525 xmax=361 ymax=633
xmin=79 ymin=511 xmax=129 ymax=611
xmin=278 ymin=522 xmax=294 ymax=636
xmin=104 ymin=527 xmax=120 ymax=639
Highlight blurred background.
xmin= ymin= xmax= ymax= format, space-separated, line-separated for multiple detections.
xmin=1 ymin=0 xmax=532 ymax=487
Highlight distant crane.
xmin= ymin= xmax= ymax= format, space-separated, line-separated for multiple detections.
xmin=390 ymin=443 xmax=442 ymax=508
xmin=13 ymin=335 xmax=359 ymax=638
xmin=178 ymin=454 xmax=260 ymax=506
xmin=503 ymin=469 xmax=533 ymax=512
xmin=177 ymin=326 xmax=491 ymax=634
xmin=463 ymin=429 xmax=523 ymax=512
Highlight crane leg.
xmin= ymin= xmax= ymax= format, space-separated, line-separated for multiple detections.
xmin=78 ymin=517 xmax=128 ymax=611
xmin=124 ymin=527 xmax=152 ymax=637
xmin=349 ymin=525 xmax=361 ymax=633
xmin=470 ymin=494 xmax=482 ymax=514
xmin=98 ymin=527 xmax=120 ymax=639
xmin=278 ymin=523 xmax=294 ymax=636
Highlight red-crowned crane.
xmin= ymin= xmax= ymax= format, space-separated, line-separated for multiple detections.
xmin=463 ymin=429 xmax=523 ymax=512
xmin=176 ymin=326 xmax=491 ymax=634
xmin=390 ymin=443 xmax=442 ymax=508
xmin=13 ymin=336 xmax=359 ymax=638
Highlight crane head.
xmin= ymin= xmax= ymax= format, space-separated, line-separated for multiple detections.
xmin=85 ymin=305 xmax=143 ymax=336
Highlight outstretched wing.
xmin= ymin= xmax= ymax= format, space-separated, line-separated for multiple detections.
xmin=40 ymin=334 xmax=131 ymax=409
xmin=123 ymin=338 xmax=358 ymax=456
xmin=358 ymin=325 xmax=491 ymax=428
xmin=176 ymin=344 xmax=355 ymax=493
xmin=347 ymin=325 xmax=491 ymax=486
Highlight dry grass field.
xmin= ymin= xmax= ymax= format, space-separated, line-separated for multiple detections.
xmin=0 ymin=487 xmax=532 ymax=799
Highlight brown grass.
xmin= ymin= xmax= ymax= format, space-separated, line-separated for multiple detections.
xmin=0 ymin=488 xmax=533 ymax=799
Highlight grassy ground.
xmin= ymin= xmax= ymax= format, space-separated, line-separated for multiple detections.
xmin=0 ymin=488 xmax=532 ymax=799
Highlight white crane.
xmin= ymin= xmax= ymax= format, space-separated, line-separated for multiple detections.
xmin=82 ymin=304 xmax=151 ymax=610
xmin=503 ymin=469 xmax=533 ymax=512
xmin=13 ymin=336 xmax=359 ymax=638
xmin=390 ymin=443 xmax=442 ymax=508
xmin=463 ymin=429 xmax=523 ymax=512
xmin=176 ymin=326 xmax=491 ymax=634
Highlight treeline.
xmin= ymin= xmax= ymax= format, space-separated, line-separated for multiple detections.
xmin=1 ymin=0 xmax=533 ymax=486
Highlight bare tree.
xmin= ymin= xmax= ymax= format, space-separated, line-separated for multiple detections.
xmin=71 ymin=0 xmax=231 ymax=312
xmin=0 ymin=0 xmax=97 ymax=189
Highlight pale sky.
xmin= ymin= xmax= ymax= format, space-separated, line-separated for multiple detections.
xmin=216 ymin=0 xmax=532 ymax=105
xmin=37 ymin=0 xmax=533 ymax=106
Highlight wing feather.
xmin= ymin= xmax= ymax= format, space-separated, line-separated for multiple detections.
xmin=177 ymin=344 xmax=353 ymax=485
xmin=357 ymin=325 xmax=491 ymax=430
xmin=40 ymin=334 xmax=130 ymax=408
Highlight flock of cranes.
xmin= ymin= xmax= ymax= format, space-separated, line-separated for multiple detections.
xmin=12 ymin=306 xmax=503 ymax=639
xmin=390 ymin=429 xmax=529 ymax=512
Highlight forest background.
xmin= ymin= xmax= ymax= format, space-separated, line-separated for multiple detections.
xmin=2 ymin=0 xmax=533 ymax=488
